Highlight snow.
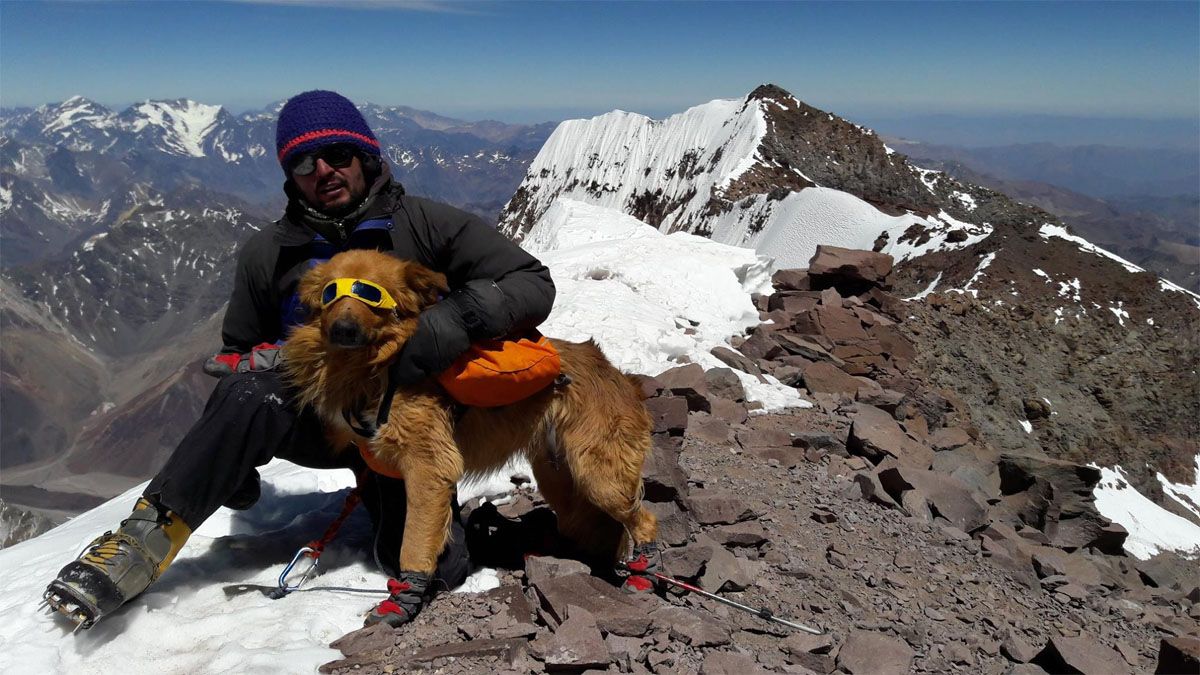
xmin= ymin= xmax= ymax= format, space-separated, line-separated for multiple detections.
xmin=950 ymin=251 xmax=996 ymax=298
xmin=1092 ymin=465 xmax=1200 ymax=560
xmin=0 ymin=182 xmax=11 ymax=214
xmin=1108 ymin=302 xmax=1129 ymax=326
xmin=1159 ymin=456 xmax=1200 ymax=520
xmin=1019 ymin=420 xmax=1033 ymax=434
xmin=527 ymin=199 xmax=808 ymax=411
xmin=0 ymin=202 xmax=809 ymax=672
xmin=130 ymin=100 xmax=223 ymax=157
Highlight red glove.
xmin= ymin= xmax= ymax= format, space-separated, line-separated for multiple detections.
xmin=202 ymin=343 xmax=283 ymax=378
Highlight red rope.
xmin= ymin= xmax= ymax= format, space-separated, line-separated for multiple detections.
xmin=305 ymin=472 xmax=365 ymax=556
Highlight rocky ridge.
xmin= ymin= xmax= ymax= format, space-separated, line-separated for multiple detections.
xmin=318 ymin=248 xmax=1198 ymax=675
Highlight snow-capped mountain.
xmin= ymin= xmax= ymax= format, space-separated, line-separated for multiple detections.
xmin=500 ymin=83 xmax=1200 ymax=511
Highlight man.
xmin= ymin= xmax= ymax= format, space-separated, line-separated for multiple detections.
xmin=44 ymin=90 xmax=556 ymax=629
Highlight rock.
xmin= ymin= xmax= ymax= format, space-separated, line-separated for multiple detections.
xmin=701 ymin=651 xmax=767 ymax=675
xmin=930 ymin=426 xmax=972 ymax=452
xmin=711 ymin=346 xmax=763 ymax=376
xmin=645 ymin=396 xmax=689 ymax=435
xmin=689 ymin=413 xmax=733 ymax=445
xmin=525 ymin=556 xmax=592 ymax=588
xmin=739 ymin=332 xmax=786 ymax=361
xmin=657 ymin=363 xmax=713 ymax=413
xmin=855 ymin=388 xmax=905 ymax=414
xmin=876 ymin=465 xmax=989 ymax=532
xmin=1023 ymin=397 xmax=1052 ymax=420
xmin=998 ymin=454 xmax=1108 ymax=549
xmin=848 ymin=404 xmax=935 ymax=469
xmin=643 ymin=435 xmax=688 ymax=503
xmin=699 ymin=535 xmax=758 ymax=591
xmin=837 ymin=630 xmax=914 ymax=674
xmin=1135 ymin=552 xmax=1194 ymax=590
xmin=736 ymin=427 xmax=794 ymax=449
xmin=705 ymin=367 xmax=747 ymax=402
xmin=772 ymin=269 xmax=811 ymax=291
xmin=1032 ymin=636 xmax=1131 ymax=675
xmin=605 ymin=634 xmax=647 ymax=671
xmin=634 ymin=374 xmax=664 ymax=399
xmin=661 ymin=542 xmax=714 ymax=579
xmin=808 ymin=246 xmax=894 ymax=286
xmin=410 ymin=638 xmax=529 ymax=665
xmin=783 ymin=632 xmax=834 ymax=655
xmin=711 ymin=397 xmax=750 ymax=425
xmin=531 ymin=573 xmax=657 ymax=636
xmin=1030 ymin=549 xmax=1105 ymax=587
xmin=803 ymin=362 xmax=863 ymax=395
xmin=328 ymin=623 xmax=394 ymax=658
xmin=812 ymin=305 xmax=870 ymax=343
xmin=645 ymin=500 xmax=690 ymax=546
xmin=854 ymin=469 xmax=900 ymax=509
xmin=1156 ymin=636 xmax=1200 ymax=674
xmin=1000 ymin=629 xmax=1040 ymax=663
xmin=650 ymin=606 xmax=732 ymax=647
xmin=710 ymin=521 xmax=768 ymax=547
xmin=811 ymin=510 xmax=838 ymax=524
xmin=769 ymin=293 xmax=821 ymax=315
xmin=538 ymin=605 xmax=610 ymax=671
xmin=687 ymin=491 xmax=755 ymax=524
xmin=775 ymin=334 xmax=844 ymax=365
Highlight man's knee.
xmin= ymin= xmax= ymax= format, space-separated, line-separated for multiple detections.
xmin=211 ymin=371 xmax=288 ymax=409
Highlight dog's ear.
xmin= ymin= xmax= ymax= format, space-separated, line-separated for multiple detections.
xmin=403 ymin=263 xmax=450 ymax=309
xmin=298 ymin=261 xmax=330 ymax=313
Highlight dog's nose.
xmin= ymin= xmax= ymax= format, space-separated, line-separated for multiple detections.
xmin=329 ymin=318 xmax=365 ymax=347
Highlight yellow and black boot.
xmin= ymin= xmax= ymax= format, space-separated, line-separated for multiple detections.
xmin=44 ymin=498 xmax=191 ymax=629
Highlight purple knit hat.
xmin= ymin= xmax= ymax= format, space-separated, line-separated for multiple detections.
xmin=275 ymin=90 xmax=381 ymax=170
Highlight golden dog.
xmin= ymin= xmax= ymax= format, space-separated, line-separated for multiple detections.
xmin=282 ymin=249 xmax=658 ymax=576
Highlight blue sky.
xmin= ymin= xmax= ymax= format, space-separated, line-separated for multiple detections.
xmin=1 ymin=1 xmax=1197 ymax=129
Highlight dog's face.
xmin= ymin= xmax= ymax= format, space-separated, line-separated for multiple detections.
xmin=297 ymin=249 xmax=448 ymax=358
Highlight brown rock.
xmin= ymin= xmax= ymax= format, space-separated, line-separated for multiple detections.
xmin=645 ymin=396 xmax=689 ymax=435
xmin=711 ymin=397 xmax=750 ymax=425
xmin=809 ymin=246 xmax=894 ymax=285
xmin=930 ymin=426 xmax=972 ymax=452
xmin=525 ymin=556 xmax=592 ymax=588
xmin=711 ymin=346 xmax=763 ymax=376
xmin=876 ymin=464 xmax=989 ymax=532
xmin=643 ymin=434 xmax=688 ymax=503
xmin=856 ymin=388 xmax=905 ymax=414
xmin=783 ymin=631 xmax=834 ymax=655
xmin=1156 ymin=636 xmax=1200 ymax=674
xmin=772 ymin=268 xmax=810 ymax=291
xmin=848 ymin=404 xmax=934 ymax=468
xmin=328 ymin=623 xmax=394 ymax=658
xmin=661 ymin=542 xmax=714 ymax=579
xmin=738 ymin=332 xmax=785 ymax=361
xmin=537 ymin=604 xmax=609 ymax=671
xmin=1032 ymin=636 xmax=1131 ymax=675
xmin=687 ymin=491 xmax=756 ymax=524
xmin=410 ymin=638 xmax=529 ymax=665
xmin=689 ymin=413 xmax=733 ymax=445
xmin=768 ymin=292 xmax=820 ymax=314
xmin=705 ymin=367 xmax=746 ymax=402
xmin=1000 ymin=629 xmax=1040 ymax=663
xmin=803 ymin=361 xmax=862 ymax=395
xmin=837 ymin=629 xmax=914 ymax=674
xmin=814 ymin=305 xmax=870 ymax=343
xmin=531 ymin=573 xmax=656 ymax=636
xmin=775 ymin=333 xmax=844 ymax=365
xmin=698 ymin=534 xmax=758 ymax=591
xmin=701 ymin=651 xmax=766 ymax=675
xmin=710 ymin=521 xmax=768 ymax=547
xmin=645 ymin=500 xmax=690 ymax=546
xmin=650 ymin=606 xmax=732 ymax=647
xmin=736 ymin=427 xmax=794 ymax=448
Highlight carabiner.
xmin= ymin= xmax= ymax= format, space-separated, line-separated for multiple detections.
xmin=277 ymin=545 xmax=320 ymax=594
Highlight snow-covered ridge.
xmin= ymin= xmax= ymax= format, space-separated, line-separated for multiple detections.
xmin=128 ymin=100 xmax=225 ymax=158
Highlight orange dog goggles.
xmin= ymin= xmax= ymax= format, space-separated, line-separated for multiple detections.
xmin=321 ymin=278 xmax=398 ymax=309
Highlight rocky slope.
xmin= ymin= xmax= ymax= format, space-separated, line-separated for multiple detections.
xmin=318 ymin=251 xmax=1198 ymax=674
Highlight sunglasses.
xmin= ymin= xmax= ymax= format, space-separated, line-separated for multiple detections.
xmin=321 ymin=278 xmax=398 ymax=310
xmin=289 ymin=144 xmax=358 ymax=177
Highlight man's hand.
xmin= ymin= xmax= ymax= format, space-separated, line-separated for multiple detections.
xmin=202 ymin=343 xmax=284 ymax=378
xmin=387 ymin=281 xmax=506 ymax=387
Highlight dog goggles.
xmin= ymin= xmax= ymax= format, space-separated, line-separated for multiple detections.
xmin=289 ymin=144 xmax=357 ymax=176
xmin=321 ymin=278 xmax=398 ymax=309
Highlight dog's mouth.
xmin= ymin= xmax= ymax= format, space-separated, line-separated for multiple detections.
xmin=328 ymin=317 xmax=370 ymax=348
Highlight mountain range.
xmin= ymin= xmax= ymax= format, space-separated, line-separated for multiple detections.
xmin=1 ymin=85 xmax=1196 ymax=556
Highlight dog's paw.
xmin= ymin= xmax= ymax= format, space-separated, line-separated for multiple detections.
xmin=618 ymin=542 xmax=661 ymax=594
xmin=364 ymin=572 xmax=431 ymax=628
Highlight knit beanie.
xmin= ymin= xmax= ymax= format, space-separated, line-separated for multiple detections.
xmin=275 ymin=90 xmax=381 ymax=170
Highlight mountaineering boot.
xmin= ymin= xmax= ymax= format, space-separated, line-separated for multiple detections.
xmin=44 ymin=497 xmax=191 ymax=629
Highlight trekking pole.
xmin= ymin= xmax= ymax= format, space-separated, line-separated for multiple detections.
xmin=650 ymin=571 xmax=823 ymax=635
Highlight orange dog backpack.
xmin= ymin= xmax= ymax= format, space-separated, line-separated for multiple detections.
xmin=437 ymin=333 xmax=562 ymax=407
